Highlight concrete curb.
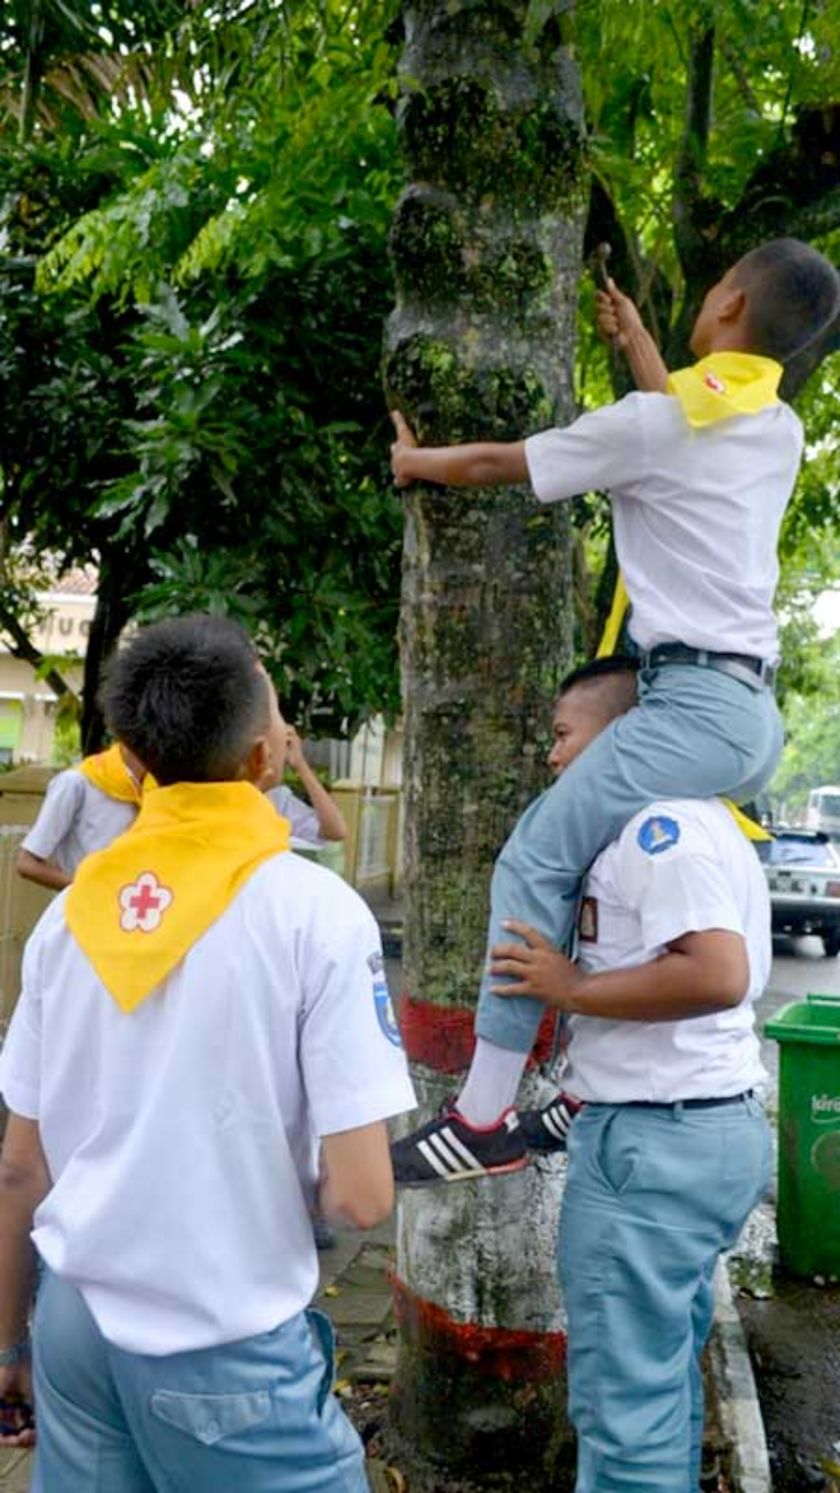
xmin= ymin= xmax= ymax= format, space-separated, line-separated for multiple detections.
xmin=709 ymin=1259 xmax=772 ymax=1493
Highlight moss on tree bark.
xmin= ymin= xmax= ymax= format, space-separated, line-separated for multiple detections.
xmin=384 ymin=1 xmax=585 ymax=1477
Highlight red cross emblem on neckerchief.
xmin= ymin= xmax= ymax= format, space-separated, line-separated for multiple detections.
xmin=703 ymin=371 xmax=726 ymax=393
xmin=119 ymin=871 xmax=174 ymax=933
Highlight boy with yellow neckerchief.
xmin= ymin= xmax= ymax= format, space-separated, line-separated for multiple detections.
xmin=388 ymin=236 xmax=840 ymax=1186
xmin=0 ymin=615 xmax=415 ymax=1489
xmin=17 ymin=742 xmax=149 ymax=891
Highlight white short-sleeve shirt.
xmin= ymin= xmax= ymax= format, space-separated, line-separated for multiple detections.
xmin=525 ymin=392 xmax=803 ymax=659
xmin=267 ymin=784 xmax=322 ymax=846
xmin=21 ymin=769 xmax=137 ymax=876
xmin=562 ymin=798 xmax=770 ymax=1104
xmin=0 ymin=854 xmax=416 ymax=1355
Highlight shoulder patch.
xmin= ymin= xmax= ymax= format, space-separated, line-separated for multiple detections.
xmin=637 ymin=814 xmax=681 ymax=856
xmin=368 ymin=950 xmax=402 ymax=1048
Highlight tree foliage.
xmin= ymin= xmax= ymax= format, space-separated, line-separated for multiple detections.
xmin=569 ymin=0 xmax=840 ymax=687
xmin=0 ymin=0 xmax=404 ymax=739
xmin=0 ymin=0 xmax=839 ymax=742
xmin=770 ymin=631 xmax=840 ymax=814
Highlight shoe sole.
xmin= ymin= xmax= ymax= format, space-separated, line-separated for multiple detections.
xmin=395 ymin=1155 xmax=531 ymax=1187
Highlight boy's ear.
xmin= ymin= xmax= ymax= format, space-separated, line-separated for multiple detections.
xmin=718 ymin=286 xmax=747 ymax=325
xmin=243 ymin=735 xmax=275 ymax=791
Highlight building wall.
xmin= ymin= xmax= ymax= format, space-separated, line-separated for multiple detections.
xmin=0 ymin=590 xmax=93 ymax=765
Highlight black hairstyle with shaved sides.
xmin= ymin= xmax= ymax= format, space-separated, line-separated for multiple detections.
xmin=101 ymin=615 xmax=270 ymax=786
xmin=558 ymin=654 xmax=640 ymax=716
xmin=559 ymin=655 xmax=640 ymax=695
xmin=732 ymin=238 xmax=840 ymax=362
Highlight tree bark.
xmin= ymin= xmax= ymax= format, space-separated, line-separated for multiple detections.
xmin=80 ymin=551 xmax=138 ymax=752
xmin=384 ymin=1 xmax=584 ymax=1477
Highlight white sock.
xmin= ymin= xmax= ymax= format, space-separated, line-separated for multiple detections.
xmin=456 ymin=1038 xmax=528 ymax=1127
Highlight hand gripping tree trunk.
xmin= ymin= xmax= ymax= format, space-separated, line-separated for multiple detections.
xmin=384 ymin=2 xmax=585 ymax=1478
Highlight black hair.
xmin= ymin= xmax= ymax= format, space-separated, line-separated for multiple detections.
xmin=733 ymin=238 xmax=840 ymax=362
xmin=559 ymin=654 xmax=640 ymax=696
xmin=101 ymin=615 xmax=270 ymax=786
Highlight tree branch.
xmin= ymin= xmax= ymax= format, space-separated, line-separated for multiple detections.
xmin=673 ymin=9 xmax=716 ymax=272
xmin=0 ymin=606 xmax=76 ymax=706
xmin=721 ymin=39 xmax=761 ymax=116
xmin=584 ymin=175 xmax=673 ymax=391
xmin=775 ymin=185 xmax=840 ymax=244
xmin=717 ymin=104 xmax=840 ymax=258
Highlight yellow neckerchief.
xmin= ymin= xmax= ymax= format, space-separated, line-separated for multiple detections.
xmin=596 ymin=573 xmax=630 ymax=659
xmin=720 ymin=798 xmax=771 ymax=841
xmin=65 ymin=781 xmax=291 ymax=1012
xmin=79 ymin=744 xmax=150 ymax=805
xmin=666 ymin=351 xmax=782 ymax=429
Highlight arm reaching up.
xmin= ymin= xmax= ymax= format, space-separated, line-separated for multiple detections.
xmin=284 ymin=728 xmax=347 ymax=842
xmin=390 ymin=411 xmax=528 ymax=490
xmin=595 ymin=279 xmax=669 ymax=393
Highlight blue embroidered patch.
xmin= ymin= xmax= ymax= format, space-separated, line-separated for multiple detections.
xmin=637 ymin=814 xmax=681 ymax=856
xmin=368 ymin=951 xmax=402 ymax=1047
xmin=373 ymin=979 xmax=402 ymax=1047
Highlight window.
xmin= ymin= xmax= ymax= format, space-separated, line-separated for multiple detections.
xmin=757 ymin=835 xmax=838 ymax=868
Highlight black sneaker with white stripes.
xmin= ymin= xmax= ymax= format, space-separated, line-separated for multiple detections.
xmin=517 ymin=1093 xmax=583 ymax=1154
xmin=390 ymin=1104 xmax=528 ymax=1186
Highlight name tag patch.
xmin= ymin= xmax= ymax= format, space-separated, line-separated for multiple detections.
xmin=578 ymin=896 xmax=599 ymax=942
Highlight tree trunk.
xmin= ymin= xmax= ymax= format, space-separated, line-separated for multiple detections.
xmin=384 ymin=1 xmax=584 ymax=1478
xmin=80 ymin=551 xmax=139 ymax=753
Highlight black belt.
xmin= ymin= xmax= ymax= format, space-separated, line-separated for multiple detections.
xmin=639 ymin=643 xmax=776 ymax=692
xmin=623 ymin=1090 xmax=755 ymax=1111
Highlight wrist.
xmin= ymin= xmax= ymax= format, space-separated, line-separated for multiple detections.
xmin=0 ymin=1337 xmax=29 ymax=1368
xmin=563 ymin=970 xmax=589 ymax=1015
xmin=622 ymin=324 xmax=651 ymax=355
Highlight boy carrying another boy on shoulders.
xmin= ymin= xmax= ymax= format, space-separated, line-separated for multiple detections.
xmin=388 ymin=235 xmax=839 ymax=1184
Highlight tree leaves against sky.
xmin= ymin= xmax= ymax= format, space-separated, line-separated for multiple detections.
xmin=0 ymin=0 xmax=838 ymax=737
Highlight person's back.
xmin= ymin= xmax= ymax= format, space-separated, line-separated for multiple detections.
xmin=527 ymin=387 xmax=801 ymax=657
xmin=20 ymin=852 xmax=407 ymax=1356
xmin=0 ymin=614 xmax=415 ymax=1491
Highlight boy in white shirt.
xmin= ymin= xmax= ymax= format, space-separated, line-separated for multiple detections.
xmin=389 ymin=235 xmax=838 ymax=1184
xmin=0 ymin=615 xmax=415 ymax=1491
xmin=17 ymin=743 xmax=148 ymax=890
xmin=487 ymin=659 xmax=772 ymax=1493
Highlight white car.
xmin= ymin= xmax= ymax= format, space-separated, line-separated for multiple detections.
xmin=756 ymin=829 xmax=840 ymax=958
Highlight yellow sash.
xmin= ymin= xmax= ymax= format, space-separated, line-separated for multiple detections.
xmin=66 ymin=781 xmax=291 ymax=1012
xmin=596 ymin=573 xmax=630 ymax=659
xmin=79 ymin=744 xmax=147 ymax=804
xmin=666 ymin=351 xmax=782 ymax=429
xmin=721 ymin=798 xmax=771 ymax=842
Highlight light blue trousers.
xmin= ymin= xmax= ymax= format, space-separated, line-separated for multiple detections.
xmin=476 ymin=664 xmax=783 ymax=1049
xmin=30 ymin=1272 xmax=367 ymax=1493
xmin=558 ymin=1097 xmax=772 ymax=1493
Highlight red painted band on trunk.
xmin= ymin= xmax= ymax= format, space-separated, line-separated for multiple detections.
xmin=397 ymin=993 xmax=558 ymax=1074
xmin=390 ymin=1271 xmax=566 ymax=1381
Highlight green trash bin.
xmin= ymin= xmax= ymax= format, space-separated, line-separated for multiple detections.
xmin=765 ymin=993 xmax=840 ymax=1278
